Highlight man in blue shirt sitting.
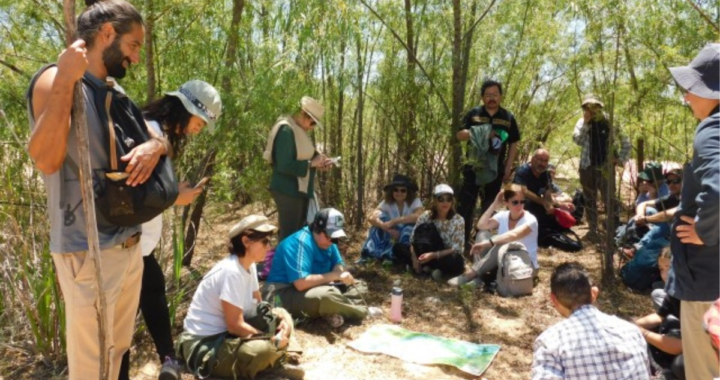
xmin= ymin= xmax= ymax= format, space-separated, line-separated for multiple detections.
xmin=263 ymin=208 xmax=368 ymax=328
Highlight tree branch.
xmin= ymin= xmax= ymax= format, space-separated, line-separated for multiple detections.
xmin=684 ymin=0 xmax=720 ymax=33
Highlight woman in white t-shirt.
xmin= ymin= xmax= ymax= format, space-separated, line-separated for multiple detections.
xmin=448 ymin=184 xmax=539 ymax=287
xmin=176 ymin=215 xmax=294 ymax=379
xmin=119 ymin=80 xmax=222 ymax=380
xmin=358 ymin=174 xmax=424 ymax=263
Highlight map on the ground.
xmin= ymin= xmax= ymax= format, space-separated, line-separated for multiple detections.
xmin=347 ymin=324 xmax=501 ymax=376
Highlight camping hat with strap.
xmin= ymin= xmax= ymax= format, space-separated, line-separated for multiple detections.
xmin=383 ymin=174 xmax=418 ymax=192
xmin=166 ymin=80 xmax=222 ymax=133
xmin=229 ymin=215 xmax=277 ymax=239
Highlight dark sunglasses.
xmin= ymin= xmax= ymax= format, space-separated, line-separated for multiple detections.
xmin=254 ymin=237 xmax=272 ymax=246
xmin=309 ymin=121 xmax=317 ymax=127
xmin=666 ymin=179 xmax=682 ymax=185
xmin=509 ymin=199 xmax=524 ymax=206
xmin=436 ymin=195 xmax=453 ymax=203
xmin=393 ymin=188 xmax=407 ymax=193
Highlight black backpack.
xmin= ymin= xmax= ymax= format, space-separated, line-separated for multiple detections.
xmin=571 ymin=189 xmax=585 ymax=223
xmin=27 ymin=64 xmax=179 ymax=227
xmin=82 ymin=75 xmax=179 ymax=226
xmin=411 ymin=222 xmax=445 ymax=255
xmin=538 ymin=226 xmax=583 ymax=252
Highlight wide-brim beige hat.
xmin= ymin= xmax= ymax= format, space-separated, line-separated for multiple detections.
xmin=229 ymin=215 xmax=277 ymax=239
xmin=301 ymin=96 xmax=324 ymax=128
xmin=581 ymin=93 xmax=604 ymax=108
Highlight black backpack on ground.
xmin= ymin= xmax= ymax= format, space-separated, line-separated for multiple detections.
xmin=411 ymin=222 xmax=445 ymax=256
xmin=538 ymin=225 xmax=583 ymax=252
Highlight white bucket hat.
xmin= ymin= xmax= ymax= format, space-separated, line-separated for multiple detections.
xmin=228 ymin=215 xmax=277 ymax=239
xmin=301 ymin=96 xmax=324 ymax=128
xmin=166 ymin=80 xmax=222 ymax=133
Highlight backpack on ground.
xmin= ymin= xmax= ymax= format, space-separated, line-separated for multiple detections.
xmin=538 ymin=227 xmax=583 ymax=252
xmin=411 ymin=222 xmax=445 ymax=255
xmin=496 ymin=242 xmax=534 ymax=297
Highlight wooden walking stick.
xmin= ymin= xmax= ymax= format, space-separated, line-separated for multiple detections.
xmin=62 ymin=1 xmax=111 ymax=379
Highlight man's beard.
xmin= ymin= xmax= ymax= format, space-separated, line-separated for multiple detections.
xmin=102 ymin=38 xmax=130 ymax=79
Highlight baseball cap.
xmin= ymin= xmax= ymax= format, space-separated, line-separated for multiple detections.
xmin=228 ymin=215 xmax=277 ymax=239
xmin=664 ymin=168 xmax=683 ymax=178
xmin=669 ymin=43 xmax=719 ymax=99
xmin=313 ymin=208 xmax=346 ymax=239
xmin=301 ymin=96 xmax=325 ymax=128
xmin=433 ymin=184 xmax=454 ymax=196
xmin=166 ymin=80 xmax=222 ymax=133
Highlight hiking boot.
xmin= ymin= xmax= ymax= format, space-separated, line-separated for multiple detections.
xmin=324 ymin=314 xmax=344 ymax=328
xmin=431 ymin=269 xmax=443 ymax=282
xmin=158 ymin=356 xmax=181 ymax=380
xmin=447 ymin=274 xmax=473 ymax=287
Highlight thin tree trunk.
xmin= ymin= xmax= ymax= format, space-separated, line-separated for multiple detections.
xmin=355 ymin=35 xmax=365 ymax=229
xmin=183 ymin=0 xmax=244 ymax=267
xmin=144 ymin=0 xmax=156 ymax=102
xmin=450 ymin=0 xmax=463 ymax=187
xmin=62 ymin=1 xmax=109 ymax=378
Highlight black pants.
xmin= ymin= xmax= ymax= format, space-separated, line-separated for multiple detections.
xmin=118 ymin=253 xmax=175 ymax=380
xmin=393 ymin=243 xmax=465 ymax=277
xmin=456 ymin=165 xmax=504 ymax=244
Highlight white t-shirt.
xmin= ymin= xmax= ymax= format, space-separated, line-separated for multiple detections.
xmin=183 ymin=255 xmax=260 ymax=336
xmin=378 ymin=198 xmax=423 ymax=220
xmin=492 ymin=210 xmax=539 ymax=268
xmin=140 ymin=120 xmax=165 ymax=256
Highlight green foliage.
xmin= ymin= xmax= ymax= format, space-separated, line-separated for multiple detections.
xmin=0 ymin=0 xmax=717 ymax=371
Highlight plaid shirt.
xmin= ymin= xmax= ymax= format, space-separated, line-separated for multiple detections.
xmin=532 ymin=305 xmax=651 ymax=380
xmin=573 ymin=116 xmax=631 ymax=170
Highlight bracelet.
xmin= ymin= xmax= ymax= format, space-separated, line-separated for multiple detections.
xmin=488 ymin=238 xmax=495 ymax=247
xmin=642 ymin=329 xmax=650 ymax=338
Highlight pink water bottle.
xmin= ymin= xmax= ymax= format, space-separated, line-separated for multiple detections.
xmin=390 ymin=287 xmax=403 ymax=322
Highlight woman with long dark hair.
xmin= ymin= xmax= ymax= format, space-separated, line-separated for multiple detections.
xmin=397 ymin=184 xmax=465 ymax=280
xmin=119 ymin=80 xmax=222 ymax=380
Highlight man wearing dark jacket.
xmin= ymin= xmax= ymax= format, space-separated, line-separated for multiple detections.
xmin=667 ymin=42 xmax=720 ymax=380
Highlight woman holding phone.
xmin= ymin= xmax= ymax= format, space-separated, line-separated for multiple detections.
xmin=118 ymin=80 xmax=222 ymax=380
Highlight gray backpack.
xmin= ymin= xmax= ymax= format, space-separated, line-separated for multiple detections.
xmin=496 ymin=242 xmax=534 ymax=297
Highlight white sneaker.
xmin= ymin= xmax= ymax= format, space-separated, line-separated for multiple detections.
xmin=447 ymin=274 xmax=472 ymax=287
xmin=367 ymin=306 xmax=383 ymax=318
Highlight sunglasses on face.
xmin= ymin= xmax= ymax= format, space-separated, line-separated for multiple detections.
xmin=666 ymin=179 xmax=682 ymax=185
xmin=509 ymin=199 xmax=524 ymax=206
xmin=393 ymin=188 xmax=407 ymax=194
xmin=254 ymin=237 xmax=272 ymax=246
xmin=436 ymin=195 xmax=453 ymax=203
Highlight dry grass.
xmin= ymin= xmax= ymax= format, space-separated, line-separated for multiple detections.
xmin=3 ymin=201 xmax=655 ymax=380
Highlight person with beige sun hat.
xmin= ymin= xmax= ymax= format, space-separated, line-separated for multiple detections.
xmin=264 ymin=96 xmax=334 ymax=241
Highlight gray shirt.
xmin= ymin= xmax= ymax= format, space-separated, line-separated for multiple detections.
xmin=28 ymin=69 xmax=139 ymax=253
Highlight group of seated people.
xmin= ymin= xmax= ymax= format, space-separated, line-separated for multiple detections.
xmin=174 ymin=161 xmax=689 ymax=379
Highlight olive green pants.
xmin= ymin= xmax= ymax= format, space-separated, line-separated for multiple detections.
xmin=263 ymin=282 xmax=368 ymax=322
xmin=176 ymin=308 xmax=293 ymax=379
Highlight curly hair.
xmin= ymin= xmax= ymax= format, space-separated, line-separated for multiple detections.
xmin=142 ymin=95 xmax=191 ymax=157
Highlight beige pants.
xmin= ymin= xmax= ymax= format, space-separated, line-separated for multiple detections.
xmin=53 ymin=244 xmax=143 ymax=380
xmin=681 ymin=300 xmax=720 ymax=380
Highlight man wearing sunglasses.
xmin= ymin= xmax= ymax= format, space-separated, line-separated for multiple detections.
xmin=666 ymin=43 xmax=720 ymax=380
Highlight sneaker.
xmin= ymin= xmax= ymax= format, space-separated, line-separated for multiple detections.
xmin=367 ymin=306 xmax=384 ymax=318
xmin=158 ymin=356 xmax=181 ymax=380
xmin=431 ymin=269 xmax=443 ymax=282
xmin=324 ymin=314 xmax=344 ymax=328
xmin=447 ymin=274 xmax=472 ymax=287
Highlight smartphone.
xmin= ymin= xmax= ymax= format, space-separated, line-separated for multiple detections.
xmin=193 ymin=177 xmax=210 ymax=189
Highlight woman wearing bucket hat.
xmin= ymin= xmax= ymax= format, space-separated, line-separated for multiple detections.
xmin=401 ymin=184 xmax=466 ymax=280
xmin=176 ymin=215 xmax=295 ymax=379
xmin=118 ymin=80 xmax=223 ymax=380
xmin=263 ymin=96 xmax=333 ymax=241
xmin=357 ymin=174 xmax=423 ymax=264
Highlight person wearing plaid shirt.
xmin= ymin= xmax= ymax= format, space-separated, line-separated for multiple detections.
xmin=572 ymin=94 xmax=631 ymax=234
xmin=532 ymin=263 xmax=651 ymax=380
